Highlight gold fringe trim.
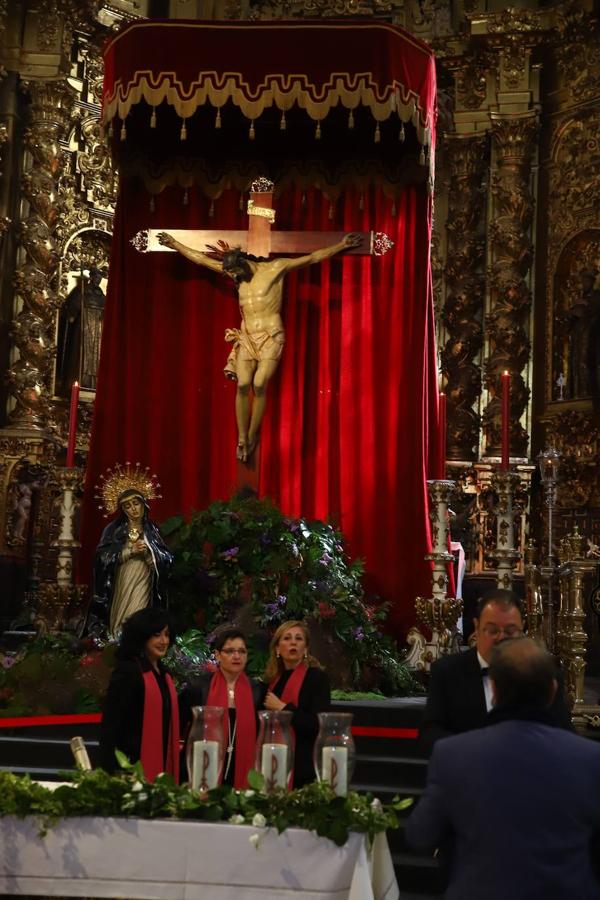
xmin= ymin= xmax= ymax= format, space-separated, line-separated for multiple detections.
xmin=102 ymin=71 xmax=434 ymax=146
xmin=215 ymin=108 xmax=222 ymax=129
xmin=150 ymin=108 xmax=157 ymax=128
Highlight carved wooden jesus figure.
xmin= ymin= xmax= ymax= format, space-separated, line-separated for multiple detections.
xmin=157 ymin=230 xmax=361 ymax=462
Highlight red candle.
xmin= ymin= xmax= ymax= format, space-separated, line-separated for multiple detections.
xmin=66 ymin=381 xmax=79 ymax=467
xmin=501 ymin=371 xmax=510 ymax=471
xmin=438 ymin=392 xmax=446 ymax=479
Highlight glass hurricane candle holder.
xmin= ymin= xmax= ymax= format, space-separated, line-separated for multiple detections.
xmin=313 ymin=712 xmax=355 ymax=796
xmin=255 ymin=710 xmax=294 ymax=791
xmin=186 ymin=705 xmax=225 ymax=791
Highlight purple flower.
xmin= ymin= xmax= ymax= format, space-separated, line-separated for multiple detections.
xmin=221 ymin=546 xmax=239 ymax=560
xmin=0 ymin=654 xmax=17 ymax=669
xmin=352 ymin=627 xmax=365 ymax=641
xmin=265 ymin=603 xmax=279 ymax=616
xmin=276 ymin=594 xmax=287 ymax=606
xmin=319 ymin=552 xmax=333 ymax=566
xmin=289 ymin=522 xmax=300 ymax=533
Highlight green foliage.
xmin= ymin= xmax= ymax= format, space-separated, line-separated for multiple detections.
xmin=0 ymin=766 xmax=410 ymax=847
xmin=0 ymin=635 xmax=111 ymax=717
xmin=163 ymin=497 xmax=419 ymax=695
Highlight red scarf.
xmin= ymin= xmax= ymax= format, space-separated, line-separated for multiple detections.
xmin=269 ymin=661 xmax=308 ymax=704
xmin=269 ymin=663 xmax=309 ymax=789
xmin=140 ymin=668 xmax=180 ymax=783
xmin=207 ymin=669 xmax=256 ymax=789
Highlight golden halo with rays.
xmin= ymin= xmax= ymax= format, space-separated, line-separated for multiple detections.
xmin=95 ymin=462 xmax=162 ymax=516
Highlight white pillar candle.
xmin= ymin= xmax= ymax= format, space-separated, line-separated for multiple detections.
xmin=192 ymin=740 xmax=220 ymax=791
xmin=322 ymin=746 xmax=348 ymax=796
xmin=260 ymin=743 xmax=288 ymax=790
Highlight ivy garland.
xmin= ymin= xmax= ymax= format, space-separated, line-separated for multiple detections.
xmin=162 ymin=496 xmax=419 ymax=694
xmin=0 ymin=759 xmax=412 ymax=847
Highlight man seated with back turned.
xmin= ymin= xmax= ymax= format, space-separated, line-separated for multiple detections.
xmin=406 ymin=637 xmax=600 ymax=900
xmin=419 ymin=588 xmax=571 ymax=755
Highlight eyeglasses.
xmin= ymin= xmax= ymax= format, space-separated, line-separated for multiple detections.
xmin=219 ymin=648 xmax=248 ymax=656
xmin=481 ymin=625 xmax=523 ymax=638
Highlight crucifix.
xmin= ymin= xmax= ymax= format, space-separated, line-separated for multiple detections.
xmin=131 ymin=177 xmax=393 ymax=482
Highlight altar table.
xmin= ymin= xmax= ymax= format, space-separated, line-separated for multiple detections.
xmin=0 ymin=816 xmax=398 ymax=900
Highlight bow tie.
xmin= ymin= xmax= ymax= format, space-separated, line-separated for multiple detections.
xmin=480 ymin=667 xmax=489 ymax=677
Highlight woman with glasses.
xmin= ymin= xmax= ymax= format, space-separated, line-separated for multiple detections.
xmin=179 ymin=626 xmax=265 ymax=788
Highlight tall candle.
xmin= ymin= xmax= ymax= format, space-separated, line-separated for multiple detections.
xmin=501 ymin=371 xmax=510 ymax=471
xmin=438 ymin=392 xmax=446 ymax=479
xmin=261 ymin=743 xmax=288 ymax=790
xmin=65 ymin=381 xmax=79 ymax=468
xmin=321 ymin=746 xmax=348 ymax=796
xmin=192 ymin=739 xmax=220 ymax=791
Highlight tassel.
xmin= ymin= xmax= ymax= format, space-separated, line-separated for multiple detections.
xmin=419 ymin=146 xmax=425 ymax=165
xmin=150 ymin=108 xmax=157 ymax=128
xmin=280 ymin=110 xmax=286 ymax=130
xmin=149 ymin=196 xmax=155 ymax=213
xmin=108 ymin=121 xmax=113 ymax=138
xmin=374 ymin=123 xmax=381 ymax=143
xmin=399 ymin=123 xmax=405 ymax=142
xmin=328 ymin=202 xmax=334 ymax=221
xmin=180 ymin=119 xmax=187 ymax=140
xmin=301 ymin=192 xmax=306 ymax=207
xmin=239 ymin=192 xmax=244 ymax=211
xmin=249 ymin=120 xmax=255 ymax=140
xmin=392 ymin=201 xmax=397 ymax=216
xmin=120 ymin=120 xmax=126 ymax=140
xmin=209 ymin=200 xmax=215 ymax=218
xmin=315 ymin=121 xmax=321 ymax=140
xmin=215 ymin=108 xmax=222 ymax=129
xmin=348 ymin=110 xmax=354 ymax=130
xmin=183 ymin=189 xmax=189 ymax=206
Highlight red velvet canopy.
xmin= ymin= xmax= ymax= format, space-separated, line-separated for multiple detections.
xmin=82 ymin=19 xmax=440 ymax=638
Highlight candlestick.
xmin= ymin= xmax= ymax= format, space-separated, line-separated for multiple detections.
xmin=66 ymin=381 xmax=79 ymax=467
xmin=438 ymin=392 xmax=446 ymax=479
xmin=501 ymin=372 xmax=510 ymax=471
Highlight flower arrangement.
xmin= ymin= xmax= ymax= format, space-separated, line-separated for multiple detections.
xmin=0 ymin=635 xmax=113 ymax=717
xmin=161 ymin=496 xmax=418 ymax=694
xmin=0 ymin=758 xmax=411 ymax=847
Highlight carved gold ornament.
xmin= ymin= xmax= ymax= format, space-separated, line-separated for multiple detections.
xmin=95 ymin=462 xmax=162 ymax=516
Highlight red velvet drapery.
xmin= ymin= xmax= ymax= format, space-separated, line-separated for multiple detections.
xmin=81 ymin=179 xmax=436 ymax=637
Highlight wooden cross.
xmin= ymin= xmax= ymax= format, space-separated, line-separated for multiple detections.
xmin=131 ymin=178 xmax=392 ymax=490
xmin=131 ymin=177 xmax=393 ymax=261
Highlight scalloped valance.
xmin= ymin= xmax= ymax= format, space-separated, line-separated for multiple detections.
xmin=102 ymin=19 xmax=436 ymax=181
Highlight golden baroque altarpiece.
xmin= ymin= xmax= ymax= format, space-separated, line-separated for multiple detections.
xmin=0 ymin=0 xmax=597 ymax=713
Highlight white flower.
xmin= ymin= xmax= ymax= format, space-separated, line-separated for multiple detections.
xmin=370 ymin=797 xmax=382 ymax=811
xmin=244 ymin=789 xmax=256 ymax=798
xmin=131 ymin=781 xmax=144 ymax=793
xmin=252 ymin=813 xmax=267 ymax=828
xmin=229 ymin=814 xmax=245 ymax=825
xmin=249 ymin=833 xmax=262 ymax=850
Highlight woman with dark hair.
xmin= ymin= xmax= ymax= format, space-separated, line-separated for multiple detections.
xmin=88 ymin=486 xmax=173 ymax=638
xmin=263 ymin=620 xmax=331 ymax=787
xmin=179 ymin=627 xmax=264 ymax=789
xmin=99 ymin=607 xmax=179 ymax=782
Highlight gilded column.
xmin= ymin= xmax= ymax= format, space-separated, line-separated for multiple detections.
xmin=6 ymin=79 xmax=74 ymax=430
xmin=483 ymin=112 xmax=538 ymax=460
xmin=441 ymin=134 xmax=487 ymax=461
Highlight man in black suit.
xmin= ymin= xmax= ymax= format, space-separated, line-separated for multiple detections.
xmin=419 ymin=588 xmax=571 ymax=755
xmin=406 ymin=638 xmax=600 ymax=900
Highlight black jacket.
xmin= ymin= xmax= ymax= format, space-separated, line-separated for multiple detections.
xmin=419 ymin=647 xmax=572 ymax=756
xmin=270 ymin=666 xmax=331 ymax=788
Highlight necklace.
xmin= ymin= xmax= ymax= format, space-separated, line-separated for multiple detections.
xmin=223 ymin=716 xmax=237 ymax=780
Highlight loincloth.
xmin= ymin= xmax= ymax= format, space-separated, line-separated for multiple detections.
xmin=223 ymin=327 xmax=285 ymax=381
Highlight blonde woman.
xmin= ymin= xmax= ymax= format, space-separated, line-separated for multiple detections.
xmin=263 ymin=620 xmax=331 ymax=787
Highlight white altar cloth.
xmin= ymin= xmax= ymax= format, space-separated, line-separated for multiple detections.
xmin=0 ymin=816 xmax=398 ymax=900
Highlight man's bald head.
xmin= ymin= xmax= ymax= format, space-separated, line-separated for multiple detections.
xmin=489 ymin=637 xmax=558 ymax=710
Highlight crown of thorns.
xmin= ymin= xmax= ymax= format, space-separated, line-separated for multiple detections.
xmin=204 ymin=240 xmax=234 ymax=261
